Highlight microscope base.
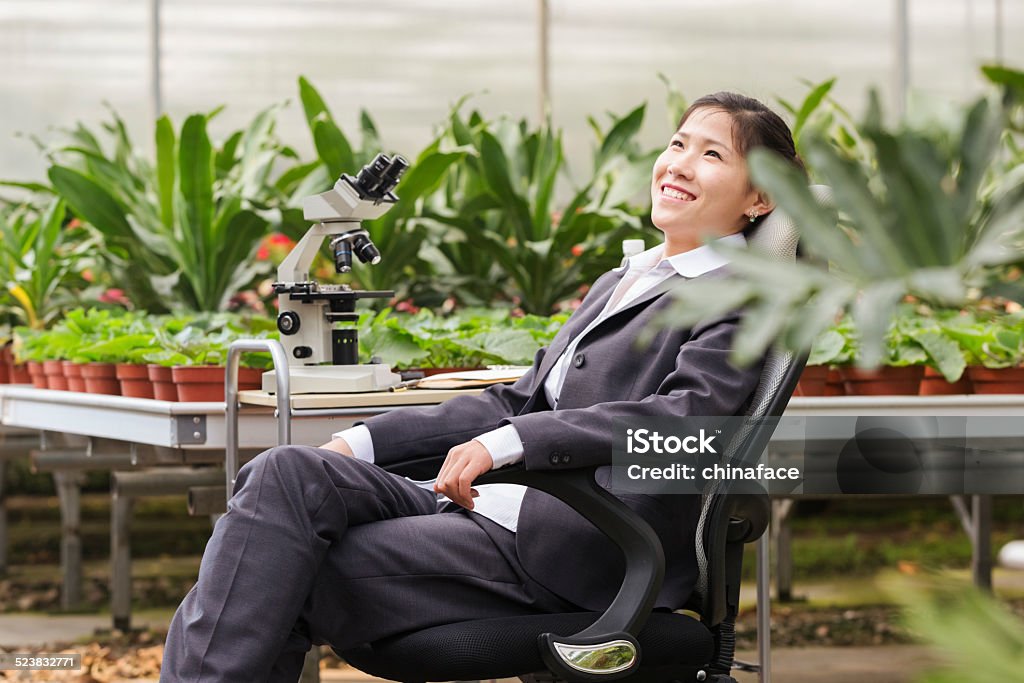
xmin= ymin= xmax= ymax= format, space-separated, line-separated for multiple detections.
xmin=262 ymin=365 xmax=401 ymax=394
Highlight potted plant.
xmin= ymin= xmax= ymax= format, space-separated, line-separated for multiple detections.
xmin=11 ymin=328 xmax=48 ymax=388
xmin=419 ymin=103 xmax=651 ymax=314
xmin=356 ymin=307 xmax=566 ymax=375
xmin=43 ymin=106 xmax=288 ymax=314
xmin=146 ymin=315 xmax=271 ymax=402
xmin=51 ymin=308 xmax=153 ymax=396
xmin=914 ymin=309 xmax=975 ymax=395
xmin=944 ymin=310 xmax=1024 ymax=393
xmin=796 ymin=321 xmax=855 ymax=396
xmin=78 ymin=331 xmax=161 ymax=398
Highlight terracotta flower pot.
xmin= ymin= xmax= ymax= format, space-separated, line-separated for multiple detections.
xmin=839 ymin=365 xmax=924 ymax=396
xmin=967 ymin=366 xmax=1024 ymax=394
xmin=5 ymin=344 xmax=32 ymax=385
xmin=9 ymin=360 xmax=32 ymax=384
xmin=147 ymin=364 xmax=178 ymax=402
xmin=116 ymin=363 xmax=155 ymax=399
xmin=172 ymin=366 xmax=226 ymax=402
xmin=170 ymin=365 xmax=264 ymax=403
xmin=825 ymin=368 xmax=845 ymax=396
xmin=794 ymin=365 xmax=829 ymax=396
xmin=43 ymin=359 xmax=68 ymax=390
xmin=63 ymin=361 xmax=87 ymax=392
xmin=0 ymin=345 xmax=9 ymax=384
xmin=27 ymin=361 xmax=47 ymax=389
xmin=81 ymin=362 xmax=121 ymax=396
xmin=919 ymin=366 xmax=973 ymax=396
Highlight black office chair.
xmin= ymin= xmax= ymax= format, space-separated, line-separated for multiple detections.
xmin=339 ymin=190 xmax=827 ymax=682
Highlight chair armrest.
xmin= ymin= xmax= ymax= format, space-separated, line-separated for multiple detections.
xmin=475 ymin=465 xmax=664 ymax=680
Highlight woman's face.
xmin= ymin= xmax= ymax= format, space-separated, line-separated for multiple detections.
xmin=650 ymin=107 xmax=770 ymax=253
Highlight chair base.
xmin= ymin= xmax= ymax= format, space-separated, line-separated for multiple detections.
xmin=339 ymin=611 xmax=717 ymax=683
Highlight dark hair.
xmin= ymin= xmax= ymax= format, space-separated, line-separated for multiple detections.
xmin=678 ymin=92 xmax=805 ymax=228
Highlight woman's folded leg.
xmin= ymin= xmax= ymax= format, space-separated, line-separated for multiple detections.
xmin=161 ymin=445 xmax=438 ymax=682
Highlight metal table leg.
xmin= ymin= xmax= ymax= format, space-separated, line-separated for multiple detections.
xmin=757 ymin=530 xmax=772 ymax=683
xmin=54 ymin=469 xmax=85 ymax=610
xmin=951 ymin=493 xmax=994 ymax=591
xmin=971 ymin=495 xmax=993 ymax=591
xmin=111 ymin=490 xmax=134 ymax=631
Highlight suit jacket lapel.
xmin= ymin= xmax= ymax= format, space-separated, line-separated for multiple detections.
xmin=533 ymin=268 xmax=625 ymax=384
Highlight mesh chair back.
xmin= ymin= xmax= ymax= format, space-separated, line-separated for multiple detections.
xmin=692 ymin=185 xmax=831 ymax=618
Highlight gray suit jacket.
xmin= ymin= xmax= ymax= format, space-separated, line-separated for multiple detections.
xmin=361 ymin=264 xmax=764 ymax=611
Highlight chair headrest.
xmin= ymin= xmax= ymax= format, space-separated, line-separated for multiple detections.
xmin=747 ymin=184 xmax=832 ymax=262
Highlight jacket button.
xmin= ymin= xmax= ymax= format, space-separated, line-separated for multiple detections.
xmin=549 ymin=453 xmax=560 ymax=465
xmin=573 ymin=352 xmax=586 ymax=368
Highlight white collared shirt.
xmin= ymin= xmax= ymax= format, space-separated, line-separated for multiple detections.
xmin=333 ymin=234 xmax=745 ymax=531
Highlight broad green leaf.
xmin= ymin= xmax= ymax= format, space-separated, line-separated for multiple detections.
xmin=914 ymin=329 xmax=966 ymax=381
xmin=179 ymin=114 xmax=215 ymax=303
xmin=594 ymin=104 xmax=645 ymax=173
xmin=312 ymin=118 xmax=354 ymax=179
xmin=155 ymin=115 xmax=176 ymax=230
xmin=47 ymin=166 xmax=133 ymax=242
xmin=298 ymin=75 xmax=331 ymax=128
xmin=793 ymin=77 xmax=836 ymax=140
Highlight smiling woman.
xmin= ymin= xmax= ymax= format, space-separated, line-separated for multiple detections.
xmin=161 ymin=91 xmax=804 ymax=683
xmin=651 ymin=92 xmax=806 ymax=256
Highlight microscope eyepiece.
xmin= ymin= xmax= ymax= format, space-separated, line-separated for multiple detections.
xmin=379 ymin=155 xmax=409 ymax=191
xmin=353 ymin=153 xmax=409 ymax=199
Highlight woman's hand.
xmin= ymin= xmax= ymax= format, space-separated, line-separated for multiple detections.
xmin=319 ymin=437 xmax=355 ymax=457
xmin=434 ymin=440 xmax=494 ymax=510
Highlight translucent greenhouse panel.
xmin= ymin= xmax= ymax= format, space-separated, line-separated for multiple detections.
xmin=550 ymin=0 xmax=948 ymax=156
xmin=159 ymin=0 xmax=538 ymax=171
xmin=907 ymin=0 xmax=1018 ymax=104
xmin=0 ymin=0 xmax=151 ymax=182
xmin=1 ymin=0 xmax=1020 ymax=183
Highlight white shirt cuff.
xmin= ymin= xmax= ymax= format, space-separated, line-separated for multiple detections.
xmin=331 ymin=425 xmax=375 ymax=463
xmin=473 ymin=424 xmax=525 ymax=470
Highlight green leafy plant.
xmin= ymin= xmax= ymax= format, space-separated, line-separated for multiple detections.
xmin=357 ymin=307 xmax=567 ymax=369
xmin=42 ymin=105 xmax=291 ymax=312
xmin=810 ymin=307 xmax=974 ymax=381
xmin=806 ymin=320 xmax=855 ymax=367
xmin=421 ymin=104 xmax=650 ymax=314
xmin=886 ymin=574 xmax=1024 ymax=682
xmin=0 ymin=198 xmax=92 ymax=329
xmin=776 ymin=77 xmax=873 ymax=167
xmin=940 ymin=309 xmax=1024 ymax=369
xmin=144 ymin=312 xmax=278 ymax=368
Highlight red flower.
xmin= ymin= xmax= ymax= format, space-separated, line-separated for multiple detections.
xmin=571 ymin=244 xmax=584 ymax=257
xmin=395 ymin=300 xmax=420 ymax=314
xmin=99 ymin=288 xmax=130 ymax=306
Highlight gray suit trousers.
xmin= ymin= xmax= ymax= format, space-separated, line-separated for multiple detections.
xmin=161 ymin=446 xmax=575 ymax=682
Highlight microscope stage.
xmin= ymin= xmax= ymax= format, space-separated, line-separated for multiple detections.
xmin=262 ymin=364 xmax=401 ymax=394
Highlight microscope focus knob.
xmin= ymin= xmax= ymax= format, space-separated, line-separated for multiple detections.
xmin=277 ymin=311 xmax=301 ymax=335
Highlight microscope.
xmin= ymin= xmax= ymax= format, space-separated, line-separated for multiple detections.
xmin=262 ymin=153 xmax=409 ymax=394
